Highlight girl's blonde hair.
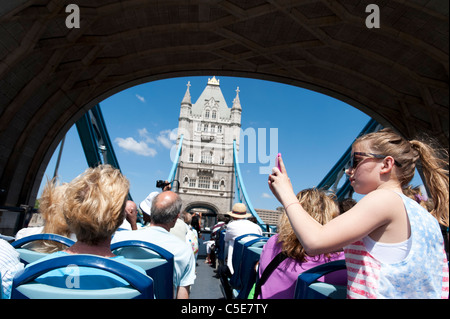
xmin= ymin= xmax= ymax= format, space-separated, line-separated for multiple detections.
xmin=63 ymin=165 xmax=129 ymax=245
xmin=356 ymin=128 xmax=449 ymax=227
xmin=277 ymin=188 xmax=339 ymax=261
xmin=34 ymin=180 xmax=71 ymax=253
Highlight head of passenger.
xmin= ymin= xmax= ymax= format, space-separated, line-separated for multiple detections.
xmin=63 ymin=165 xmax=129 ymax=245
xmin=150 ymin=191 xmax=182 ymax=230
xmin=36 ymin=180 xmax=71 ymax=252
xmin=277 ymin=188 xmax=339 ymax=261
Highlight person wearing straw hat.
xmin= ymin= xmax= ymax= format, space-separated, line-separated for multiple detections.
xmin=224 ymin=203 xmax=262 ymax=274
xmin=218 ymin=203 xmax=262 ymax=298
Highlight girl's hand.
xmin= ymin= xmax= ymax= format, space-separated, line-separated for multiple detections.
xmin=268 ymin=155 xmax=297 ymax=206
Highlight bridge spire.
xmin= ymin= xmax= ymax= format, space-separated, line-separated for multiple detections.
xmin=232 ymin=86 xmax=241 ymax=111
xmin=181 ymin=81 xmax=191 ymax=105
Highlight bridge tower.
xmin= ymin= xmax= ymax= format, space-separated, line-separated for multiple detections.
xmin=175 ymin=77 xmax=241 ymax=228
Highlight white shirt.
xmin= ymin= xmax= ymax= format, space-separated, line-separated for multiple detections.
xmin=1 ymin=239 xmax=24 ymax=299
xmin=111 ymin=226 xmax=196 ymax=289
xmin=224 ymin=219 xmax=262 ymax=273
xmin=363 ymin=235 xmax=412 ymax=264
xmin=170 ymin=218 xmax=189 ymax=242
xmin=15 ymin=226 xmax=44 ymax=240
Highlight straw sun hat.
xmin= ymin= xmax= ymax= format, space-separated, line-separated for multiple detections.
xmin=226 ymin=203 xmax=252 ymax=219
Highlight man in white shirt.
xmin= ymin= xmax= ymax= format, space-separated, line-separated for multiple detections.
xmin=112 ymin=191 xmax=196 ymax=299
xmin=224 ymin=203 xmax=263 ymax=274
xmin=0 ymin=239 xmax=24 ymax=299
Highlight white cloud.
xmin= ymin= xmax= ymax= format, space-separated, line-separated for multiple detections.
xmin=115 ymin=137 xmax=157 ymax=157
xmin=261 ymin=192 xmax=272 ymax=199
xmin=115 ymin=128 xmax=177 ymax=156
xmin=157 ymin=129 xmax=176 ymax=149
xmin=138 ymin=128 xmax=156 ymax=144
xmin=136 ymin=94 xmax=145 ymax=103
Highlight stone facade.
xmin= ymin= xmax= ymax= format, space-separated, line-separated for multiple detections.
xmin=175 ymin=77 xmax=241 ymax=217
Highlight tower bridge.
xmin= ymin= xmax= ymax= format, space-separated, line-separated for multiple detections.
xmin=175 ymin=77 xmax=241 ymax=218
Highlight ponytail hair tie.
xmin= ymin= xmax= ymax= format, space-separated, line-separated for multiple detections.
xmin=414 ymin=194 xmax=427 ymax=203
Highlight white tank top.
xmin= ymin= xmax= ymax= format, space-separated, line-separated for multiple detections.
xmin=363 ymin=235 xmax=412 ymax=264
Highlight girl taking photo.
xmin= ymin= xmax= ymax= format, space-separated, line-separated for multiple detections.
xmin=268 ymin=128 xmax=448 ymax=298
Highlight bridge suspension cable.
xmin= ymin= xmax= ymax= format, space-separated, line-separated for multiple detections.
xmin=167 ymin=134 xmax=184 ymax=185
xmin=232 ymin=140 xmax=267 ymax=230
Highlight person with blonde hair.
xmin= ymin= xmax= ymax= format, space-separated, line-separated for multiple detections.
xmin=256 ymin=188 xmax=345 ymax=299
xmin=269 ymin=128 xmax=449 ymax=298
xmin=25 ymin=165 xmax=146 ymax=288
xmin=15 ymin=180 xmax=75 ymax=253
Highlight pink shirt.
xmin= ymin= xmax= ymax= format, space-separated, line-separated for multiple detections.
xmin=258 ymin=234 xmax=346 ymax=299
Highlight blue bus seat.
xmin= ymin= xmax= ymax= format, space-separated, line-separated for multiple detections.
xmin=11 ymin=254 xmax=154 ymax=299
xmin=294 ymin=260 xmax=347 ymax=299
xmin=229 ymin=233 xmax=262 ymax=289
xmin=216 ymin=229 xmax=226 ymax=264
xmin=11 ymin=233 xmax=75 ymax=265
xmin=236 ymin=244 xmax=264 ymax=299
xmin=110 ymin=240 xmax=174 ymax=299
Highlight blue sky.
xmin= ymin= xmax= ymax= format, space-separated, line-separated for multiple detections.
xmin=38 ymin=76 xmax=423 ymax=211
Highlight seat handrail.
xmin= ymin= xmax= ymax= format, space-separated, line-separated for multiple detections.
xmin=11 ymin=233 xmax=75 ymax=248
xmin=295 ymin=260 xmax=346 ymax=299
xmin=110 ymin=240 xmax=174 ymax=262
xmin=12 ymin=254 xmax=153 ymax=299
xmin=235 ymin=233 xmax=261 ymax=242
xmin=243 ymin=237 xmax=268 ymax=248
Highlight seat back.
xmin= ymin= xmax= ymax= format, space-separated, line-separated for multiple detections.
xmin=229 ymin=233 xmax=262 ymax=289
xmin=294 ymin=260 xmax=347 ymax=299
xmin=111 ymin=240 xmax=174 ymax=299
xmin=216 ymin=228 xmax=226 ymax=263
xmin=237 ymin=237 xmax=269 ymax=299
xmin=11 ymin=255 xmax=154 ymax=299
xmin=11 ymin=234 xmax=75 ymax=265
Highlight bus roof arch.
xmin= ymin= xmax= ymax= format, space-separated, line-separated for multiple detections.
xmin=0 ymin=1 xmax=447 ymax=207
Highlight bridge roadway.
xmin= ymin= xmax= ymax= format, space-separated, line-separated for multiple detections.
xmin=190 ymin=257 xmax=224 ymax=299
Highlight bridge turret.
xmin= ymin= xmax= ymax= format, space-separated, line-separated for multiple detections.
xmin=179 ymin=81 xmax=192 ymax=120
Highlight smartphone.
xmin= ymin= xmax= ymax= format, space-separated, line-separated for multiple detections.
xmin=276 ymin=153 xmax=281 ymax=171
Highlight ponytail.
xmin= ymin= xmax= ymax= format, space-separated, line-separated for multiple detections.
xmin=409 ymin=139 xmax=449 ymax=227
xmin=356 ymin=128 xmax=448 ymax=227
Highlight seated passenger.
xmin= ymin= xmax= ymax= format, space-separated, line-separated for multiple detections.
xmin=256 ymin=188 xmax=345 ymax=299
xmin=1 ymin=239 xmax=24 ymax=299
xmin=224 ymin=203 xmax=262 ymax=274
xmin=25 ymin=165 xmax=146 ymax=289
xmin=15 ymin=180 xmax=77 ymax=252
xmin=118 ymin=200 xmax=139 ymax=231
xmin=218 ymin=203 xmax=262 ymax=299
xmin=204 ymin=213 xmax=228 ymax=265
xmin=111 ymin=191 xmax=196 ymax=299
xmin=182 ymin=212 xmax=199 ymax=261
